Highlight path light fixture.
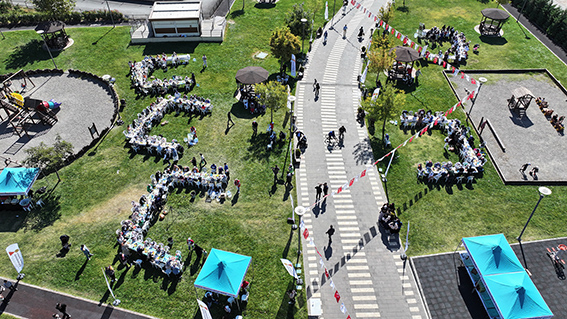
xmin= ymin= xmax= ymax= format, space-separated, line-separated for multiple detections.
xmin=517 ymin=186 xmax=551 ymax=271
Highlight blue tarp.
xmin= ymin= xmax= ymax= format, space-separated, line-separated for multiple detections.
xmin=484 ymin=272 xmax=553 ymax=319
xmin=462 ymin=234 xmax=553 ymax=319
xmin=0 ymin=167 xmax=40 ymax=196
xmin=194 ymin=248 xmax=251 ymax=298
xmin=463 ymin=233 xmax=525 ymax=276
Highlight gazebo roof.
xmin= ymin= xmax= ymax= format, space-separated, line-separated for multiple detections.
xmin=481 ymin=8 xmax=510 ymax=20
xmin=391 ymin=46 xmax=420 ymax=63
xmin=35 ymin=21 xmax=66 ymax=34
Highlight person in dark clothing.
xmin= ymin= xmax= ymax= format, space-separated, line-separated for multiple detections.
xmin=315 ymin=184 xmax=323 ymax=201
xmin=272 ymin=165 xmax=280 ymax=182
xmin=326 ymin=225 xmax=335 ymax=243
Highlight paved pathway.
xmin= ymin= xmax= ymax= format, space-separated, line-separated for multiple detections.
xmin=0 ymin=276 xmax=156 ymax=319
xmin=295 ymin=2 xmax=429 ymax=318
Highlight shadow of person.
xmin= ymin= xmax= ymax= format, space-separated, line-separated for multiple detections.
xmin=231 ymin=192 xmax=240 ymax=206
xmin=98 ymin=289 xmax=111 ymax=306
xmin=113 ymin=267 xmax=130 ymax=289
xmin=324 ymin=245 xmax=333 ymax=260
xmin=75 ymin=259 xmax=89 ymax=280
xmin=312 ymin=205 xmax=321 ymax=218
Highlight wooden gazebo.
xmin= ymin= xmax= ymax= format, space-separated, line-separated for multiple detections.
xmin=388 ymin=46 xmax=420 ymax=81
xmin=35 ymin=21 xmax=69 ymax=49
xmin=507 ymin=86 xmax=534 ymax=117
xmin=479 ymin=8 xmax=509 ymax=36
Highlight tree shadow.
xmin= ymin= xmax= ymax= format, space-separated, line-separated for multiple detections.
xmin=22 ymin=193 xmax=62 ymax=232
xmin=396 ymin=5 xmax=409 ymax=12
xmin=254 ymin=2 xmax=276 ymax=9
xmin=4 ymin=39 xmax=61 ymax=70
xmin=231 ymin=10 xmax=244 ymax=18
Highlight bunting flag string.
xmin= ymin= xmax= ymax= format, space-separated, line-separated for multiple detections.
xmin=347 ymin=0 xmax=481 ymax=91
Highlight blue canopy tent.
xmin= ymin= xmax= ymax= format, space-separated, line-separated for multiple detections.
xmin=484 ymin=272 xmax=553 ymax=319
xmin=0 ymin=167 xmax=40 ymax=196
xmin=194 ymin=248 xmax=252 ymax=298
xmin=463 ymin=233 xmax=525 ymax=276
xmin=461 ymin=234 xmax=553 ymax=319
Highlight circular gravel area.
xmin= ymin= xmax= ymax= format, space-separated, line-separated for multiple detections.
xmin=0 ymin=71 xmax=116 ymax=166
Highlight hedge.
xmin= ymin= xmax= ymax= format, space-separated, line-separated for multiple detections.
xmin=0 ymin=9 xmax=125 ymax=27
xmin=510 ymin=0 xmax=567 ymax=50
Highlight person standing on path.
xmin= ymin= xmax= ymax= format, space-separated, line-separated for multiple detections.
xmin=105 ymin=265 xmax=116 ymax=283
xmin=315 ymin=184 xmax=323 ymax=201
xmin=202 ymin=55 xmax=207 ymax=68
xmin=3 ymin=280 xmax=16 ymax=291
xmin=252 ymin=121 xmax=258 ymax=137
xmin=343 ymin=24 xmax=348 ymax=39
xmin=314 ymin=81 xmax=320 ymax=99
xmin=323 ymin=182 xmax=329 ymax=197
xmin=80 ymin=245 xmax=93 ymax=260
xmin=323 ymin=30 xmax=328 ymax=44
xmin=326 ymin=225 xmax=335 ymax=244
xmin=529 ymin=166 xmax=539 ymax=178
xmin=227 ymin=111 xmax=235 ymax=127
xmin=519 ymin=163 xmax=530 ymax=175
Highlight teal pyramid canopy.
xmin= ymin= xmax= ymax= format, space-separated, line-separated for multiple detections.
xmin=462 ymin=233 xmax=524 ymax=276
xmin=0 ymin=167 xmax=40 ymax=196
xmin=484 ymin=271 xmax=553 ymax=319
xmin=194 ymin=248 xmax=252 ymax=297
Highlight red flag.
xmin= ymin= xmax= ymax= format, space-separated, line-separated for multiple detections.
xmin=456 ymin=101 xmax=462 ymax=108
xmin=349 ymin=178 xmax=355 ymax=186
xmin=410 ymin=41 xmax=415 ymax=48
xmin=461 ymin=72 xmax=465 ymax=79
xmin=348 ymin=316 xmax=351 ymax=319
xmin=408 ymin=135 xmax=414 ymax=143
xmin=360 ymin=169 xmax=367 ymax=177
xmin=303 ymin=228 xmax=309 ymax=239
xmin=442 ymin=61 xmax=447 ymax=67
xmin=374 ymin=16 xmax=377 ymax=21
xmin=469 ymin=91 xmax=475 ymax=99
xmin=363 ymin=7 xmax=366 ymax=13
xmin=396 ymin=32 xmax=401 ymax=39
xmin=368 ymin=12 xmax=371 ymax=17
xmin=425 ymin=51 xmax=430 ymax=58
xmin=451 ymin=66 xmax=456 ymax=72
xmin=403 ymin=37 xmax=408 ymax=44
xmin=448 ymin=106 xmax=454 ymax=114
xmin=325 ymin=269 xmax=330 ymax=278
xmin=391 ymin=28 xmax=395 ymax=35
xmin=351 ymin=0 xmax=355 ymax=4
xmin=384 ymin=151 xmax=392 ymax=158
xmin=315 ymin=247 xmax=322 ymax=257
xmin=420 ymin=126 xmax=428 ymax=136
xmin=373 ymin=159 xmax=380 ymax=165
xmin=434 ymin=119 xmax=438 ymax=126
xmin=471 ymin=78 xmax=477 ymax=85
xmin=444 ymin=110 xmax=449 ymax=117
xmin=334 ymin=291 xmax=341 ymax=302
xmin=433 ymin=57 xmax=438 ymax=64
xmin=417 ymin=46 xmax=422 ymax=53
xmin=379 ymin=20 xmax=383 ymax=27
xmin=356 ymin=3 xmax=361 ymax=8
xmin=385 ymin=24 xmax=389 ymax=30
xmin=336 ymin=186 xmax=343 ymax=194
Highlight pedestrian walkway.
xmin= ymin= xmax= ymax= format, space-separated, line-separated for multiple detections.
xmin=294 ymin=1 xmax=429 ymax=318
xmin=0 ymin=276 xmax=156 ymax=319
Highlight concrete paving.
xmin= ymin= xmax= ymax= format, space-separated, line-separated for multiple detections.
xmin=412 ymin=237 xmax=567 ymax=319
xmin=0 ymin=276 xmax=157 ymax=319
xmin=295 ymin=2 xmax=429 ymax=318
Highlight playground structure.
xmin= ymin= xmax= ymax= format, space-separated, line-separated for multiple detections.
xmin=507 ymin=86 xmax=534 ymax=118
xmin=1 ymin=70 xmax=59 ymax=139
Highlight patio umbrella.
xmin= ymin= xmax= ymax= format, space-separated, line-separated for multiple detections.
xmin=235 ymin=66 xmax=269 ymax=84
xmin=391 ymin=46 xmax=420 ymax=63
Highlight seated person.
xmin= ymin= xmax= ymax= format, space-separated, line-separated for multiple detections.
xmin=551 ymin=114 xmax=559 ymax=125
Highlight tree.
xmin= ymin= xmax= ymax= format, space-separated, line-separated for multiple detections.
xmin=361 ymin=83 xmax=405 ymax=140
xmin=285 ymin=3 xmax=313 ymax=38
xmin=269 ymin=27 xmax=301 ymax=69
xmin=368 ymin=35 xmax=396 ymax=83
xmin=32 ymin=0 xmax=75 ymax=18
xmin=496 ymin=0 xmax=509 ymax=7
xmin=378 ymin=2 xmax=394 ymax=26
xmin=23 ymin=134 xmax=73 ymax=173
xmin=255 ymin=81 xmax=288 ymax=123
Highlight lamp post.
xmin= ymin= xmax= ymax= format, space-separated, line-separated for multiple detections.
xmin=106 ymin=0 xmax=115 ymax=28
xmin=301 ymin=18 xmax=307 ymax=54
xmin=517 ymin=186 xmax=552 ymax=270
xmin=330 ymin=0 xmax=336 ymax=29
xmin=36 ymin=30 xmax=58 ymax=69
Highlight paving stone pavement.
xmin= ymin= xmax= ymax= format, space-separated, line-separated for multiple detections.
xmin=294 ymin=1 xmax=429 ymax=318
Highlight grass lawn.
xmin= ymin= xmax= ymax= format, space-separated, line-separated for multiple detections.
xmin=365 ymin=0 xmax=567 ymax=255
xmin=0 ymin=0 xmax=338 ymax=317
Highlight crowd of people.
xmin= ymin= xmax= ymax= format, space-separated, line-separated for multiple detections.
xmin=123 ymin=95 xmax=213 ymax=158
xmin=379 ymin=203 xmax=402 ymax=233
xmin=403 ymin=110 xmax=486 ymax=184
xmin=129 ymin=53 xmax=194 ymax=95
xmin=420 ymin=25 xmax=471 ymax=63
xmin=238 ymin=85 xmax=266 ymax=114
xmin=537 ymin=97 xmax=565 ymax=132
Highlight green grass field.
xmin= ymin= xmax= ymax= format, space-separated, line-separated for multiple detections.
xmin=0 ymin=0 xmax=338 ymax=317
xmin=366 ymin=0 xmax=567 ymax=255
